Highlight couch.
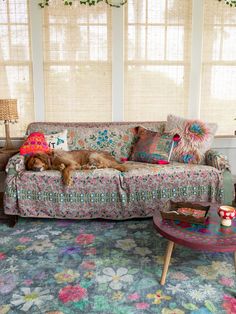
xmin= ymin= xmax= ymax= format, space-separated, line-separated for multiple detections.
xmin=3 ymin=121 xmax=233 ymax=220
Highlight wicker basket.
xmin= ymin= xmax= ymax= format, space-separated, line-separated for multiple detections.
xmin=160 ymin=201 xmax=210 ymax=224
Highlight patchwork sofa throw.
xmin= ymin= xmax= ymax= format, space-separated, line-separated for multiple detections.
xmin=166 ymin=114 xmax=217 ymax=164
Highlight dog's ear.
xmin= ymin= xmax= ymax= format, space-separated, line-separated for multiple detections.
xmin=24 ymin=155 xmax=32 ymax=170
xmin=35 ymin=152 xmax=49 ymax=164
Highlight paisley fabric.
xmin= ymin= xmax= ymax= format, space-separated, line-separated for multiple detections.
xmin=166 ymin=115 xmax=217 ymax=164
xmin=130 ymin=126 xmax=172 ymax=163
xmin=26 ymin=122 xmax=165 ymax=161
xmin=4 ymin=154 xmax=224 ymax=220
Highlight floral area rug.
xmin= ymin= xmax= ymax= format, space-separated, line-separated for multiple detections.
xmin=0 ymin=218 xmax=235 ymax=314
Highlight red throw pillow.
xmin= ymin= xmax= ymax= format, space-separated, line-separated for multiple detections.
xmin=20 ymin=132 xmax=51 ymax=156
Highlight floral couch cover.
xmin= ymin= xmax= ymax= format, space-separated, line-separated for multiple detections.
xmin=4 ymin=122 xmax=231 ymax=220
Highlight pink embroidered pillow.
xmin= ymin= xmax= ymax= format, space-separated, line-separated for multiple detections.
xmin=129 ymin=126 xmax=172 ymax=163
xmin=20 ymin=132 xmax=51 ymax=156
xmin=165 ymin=114 xmax=217 ymax=164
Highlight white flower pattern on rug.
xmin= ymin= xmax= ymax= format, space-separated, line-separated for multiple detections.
xmin=96 ymin=267 xmax=133 ymax=290
xmin=11 ymin=287 xmax=53 ymax=312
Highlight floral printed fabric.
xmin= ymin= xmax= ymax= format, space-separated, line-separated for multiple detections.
xmin=0 ymin=218 xmax=235 ymax=313
xmin=130 ymin=126 xmax=173 ymax=163
xmin=205 ymin=149 xmax=231 ymax=171
xmin=166 ymin=114 xmax=217 ymax=164
xmin=26 ymin=121 xmax=165 ymax=161
xmin=4 ymin=153 xmax=224 ymax=219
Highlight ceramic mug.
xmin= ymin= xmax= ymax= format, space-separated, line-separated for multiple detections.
xmin=218 ymin=205 xmax=236 ymax=227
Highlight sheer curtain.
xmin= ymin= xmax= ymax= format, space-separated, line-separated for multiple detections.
xmin=42 ymin=0 xmax=112 ymax=122
xmin=124 ymin=0 xmax=192 ymax=121
xmin=0 ymin=0 xmax=34 ymax=137
xmin=201 ymin=0 xmax=236 ymax=135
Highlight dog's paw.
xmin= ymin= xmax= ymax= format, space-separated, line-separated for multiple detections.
xmin=58 ymin=163 xmax=66 ymax=171
xmin=64 ymin=176 xmax=72 ymax=186
xmin=89 ymin=165 xmax=97 ymax=170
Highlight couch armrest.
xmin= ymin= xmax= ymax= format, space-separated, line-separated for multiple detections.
xmin=205 ymin=149 xmax=230 ymax=171
xmin=5 ymin=154 xmax=25 ymax=175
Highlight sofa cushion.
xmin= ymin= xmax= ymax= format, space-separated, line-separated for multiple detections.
xmin=166 ymin=114 xmax=217 ymax=164
xmin=45 ymin=130 xmax=69 ymax=151
xmin=26 ymin=122 xmax=166 ymax=160
xmin=130 ymin=126 xmax=172 ymax=163
xmin=20 ymin=132 xmax=51 ymax=156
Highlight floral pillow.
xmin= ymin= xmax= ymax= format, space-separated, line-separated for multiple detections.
xmin=45 ymin=130 xmax=69 ymax=151
xmin=165 ymin=114 xmax=217 ymax=164
xmin=20 ymin=132 xmax=51 ymax=156
xmin=129 ymin=126 xmax=173 ymax=163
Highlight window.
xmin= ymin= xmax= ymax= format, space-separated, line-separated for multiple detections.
xmin=201 ymin=0 xmax=236 ymax=135
xmin=0 ymin=0 xmax=236 ymax=137
xmin=43 ymin=0 xmax=112 ymax=122
xmin=124 ymin=0 xmax=192 ymax=121
xmin=0 ymin=0 xmax=34 ymax=137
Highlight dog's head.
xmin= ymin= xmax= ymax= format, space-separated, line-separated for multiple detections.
xmin=25 ymin=152 xmax=52 ymax=172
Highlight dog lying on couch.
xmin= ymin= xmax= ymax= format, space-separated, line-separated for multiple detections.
xmin=25 ymin=150 xmax=127 ymax=186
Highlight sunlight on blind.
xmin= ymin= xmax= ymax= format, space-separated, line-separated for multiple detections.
xmin=0 ymin=0 xmax=34 ymax=137
xmin=43 ymin=0 xmax=112 ymax=122
xmin=124 ymin=0 xmax=192 ymax=122
xmin=201 ymin=1 xmax=236 ymax=135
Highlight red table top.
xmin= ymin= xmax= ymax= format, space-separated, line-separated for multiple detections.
xmin=153 ymin=204 xmax=236 ymax=252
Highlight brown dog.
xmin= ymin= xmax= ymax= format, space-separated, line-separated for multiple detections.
xmin=25 ymin=150 xmax=127 ymax=186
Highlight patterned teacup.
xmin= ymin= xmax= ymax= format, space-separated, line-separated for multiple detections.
xmin=218 ymin=206 xmax=236 ymax=227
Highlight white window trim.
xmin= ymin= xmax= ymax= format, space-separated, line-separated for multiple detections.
xmin=188 ymin=0 xmax=204 ymax=119
xmin=29 ymin=0 xmax=45 ymax=122
xmin=112 ymin=6 xmax=124 ymax=122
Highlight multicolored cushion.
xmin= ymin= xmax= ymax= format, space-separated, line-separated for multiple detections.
xmin=45 ymin=130 xmax=68 ymax=151
xmin=20 ymin=132 xmax=51 ymax=156
xmin=129 ymin=126 xmax=173 ymax=163
xmin=26 ymin=122 xmax=165 ymax=160
xmin=166 ymin=114 xmax=217 ymax=164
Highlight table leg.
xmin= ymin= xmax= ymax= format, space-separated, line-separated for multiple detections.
xmin=160 ymin=240 xmax=175 ymax=285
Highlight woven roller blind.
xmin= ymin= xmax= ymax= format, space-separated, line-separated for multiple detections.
xmin=201 ymin=0 xmax=236 ymax=135
xmin=124 ymin=0 xmax=192 ymax=122
xmin=43 ymin=0 xmax=112 ymax=122
xmin=0 ymin=0 xmax=34 ymax=137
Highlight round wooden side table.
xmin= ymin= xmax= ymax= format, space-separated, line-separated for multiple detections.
xmin=153 ymin=204 xmax=236 ymax=285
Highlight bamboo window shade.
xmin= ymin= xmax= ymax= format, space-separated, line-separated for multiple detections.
xmin=0 ymin=0 xmax=34 ymax=137
xmin=42 ymin=0 xmax=112 ymax=122
xmin=200 ymin=0 xmax=236 ymax=135
xmin=124 ymin=0 xmax=192 ymax=122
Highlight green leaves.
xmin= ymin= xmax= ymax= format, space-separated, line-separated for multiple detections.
xmin=218 ymin=0 xmax=236 ymax=7
xmin=38 ymin=0 xmax=127 ymax=8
